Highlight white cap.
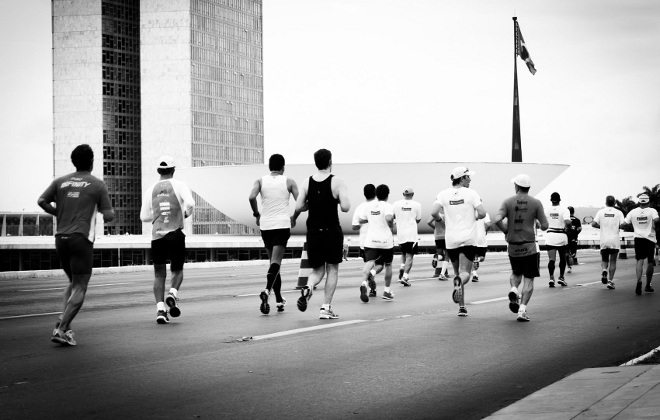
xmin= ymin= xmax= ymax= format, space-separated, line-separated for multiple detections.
xmin=450 ymin=166 xmax=475 ymax=180
xmin=511 ymin=174 xmax=531 ymax=188
xmin=157 ymin=156 xmax=175 ymax=169
xmin=639 ymin=194 xmax=650 ymax=204
xmin=403 ymin=186 xmax=414 ymax=194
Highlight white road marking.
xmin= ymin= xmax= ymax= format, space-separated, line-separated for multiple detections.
xmin=575 ymin=281 xmax=603 ymax=287
xmin=0 ymin=311 xmax=61 ymax=320
xmin=18 ymin=282 xmax=131 ymax=292
xmin=472 ymin=297 xmax=507 ymax=305
xmin=620 ymin=345 xmax=660 ymax=366
xmin=251 ymin=319 xmax=368 ymax=341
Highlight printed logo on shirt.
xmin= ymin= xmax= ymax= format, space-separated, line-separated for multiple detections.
xmin=550 ymin=213 xmax=559 ymax=219
xmin=67 ymin=192 xmax=80 ymax=198
xmin=450 ymin=199 xmax=465 ymax=205
xmin=605 ymin=214 xmax=615 ymax=218
xmin=370 ymin=210 xmax=381 ymax=216
xmin=402 ymin=207 xmax=412 ymax=211
xmin=636 ymin=216 xmax=648 ymax=223
xmin=61 ymin=180 xmax=91 ymax=188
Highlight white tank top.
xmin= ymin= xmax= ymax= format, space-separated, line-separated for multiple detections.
xmin=259 ymin=174 xmax=291 ymax=230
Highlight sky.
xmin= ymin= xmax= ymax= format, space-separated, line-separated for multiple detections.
xmin=0 ymin=0 xmax=658 ymax=212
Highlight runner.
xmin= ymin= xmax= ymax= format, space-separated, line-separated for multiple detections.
xmin=591 ymin=195 xmax=625 ymax=289
xmin=392 ymin=187 xmax=422 ymax=286
xmin=357 ymin=184 xmax=395 ymax=302
xmin=492 ymin=174 xmax=548 ymax=322
xmin=248 ymin=153 xmax=300 ymax=314
xmin=427 ymin=214 xmax=450 ymax=280
xmin=351 ymin=184 xmax=382 ymax=297
xmin=544 ymin=192 xmax=571 ymax=288
xmin=38 ymin=144 xmax=115 ymax=346
xmin=566 ymin=206 xmax=582 ymax=272
xmin=431 ymin=166 xmax=486 ymax=317
xmin=140 ymin=156 xmax=195 ymax=324
xmin=622 ymin=193 xmax=659 ymax=295
xmin=471 ymin=211 xmax=491 ymax=282
xmin=294 ymin=149 xmax=350 ymax=319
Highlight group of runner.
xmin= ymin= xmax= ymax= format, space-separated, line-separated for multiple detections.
xmin=40 ymin=145 xmax=658 ymax=345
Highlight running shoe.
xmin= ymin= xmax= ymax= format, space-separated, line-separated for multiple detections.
xmin=367 ymin=273 xmax=376 ymax=292
xmin=398 ymin=267 xmax=405 ymax=280
xmin=382 ymin=291 xmax=394 ymax=300
xmin=431 ymin=254 xmax=438 ymax=268
xmin=601 ymin=270 xmax=608 ymax=284
xmin=52 ymin=329 xmax=77 ymax=346
xmin=549 ymin=280 xmax=555 ymax=288
xmin=276 ymin=299 xmax=286 ymax=312
xmin=517 ymin=312 xmax=530 ymax=322
xmin=297 ymin=286 xmax=313 ymax=311
xmin=156 ymin=310 xmax=169 ymax=324
xmin=508 ymin=291 xmax=520 ymax=314
xmin=369 ymin=288 xmax=377 ymax=297
xmin=557 ymin=277 xmax=567 ymax=287
xmin=457 ymin=306 xmax=468 ymax=317
xmin=399 ymin=278 xmax=411 ymax=287
xmin=319 ymin=307 xmax=339 ymax=319
xmin=635 ymin=282 xmax=642 ymax=296
xmin=567 ymin=266 xmax=572 ymax=274
xmin=645 ymin=284 xmax=655 ymax=293
xmin=438 ymin=273 xmax=449 ymax=281
xmin=165 ymin=293 xmax=181 ymax=318
xmin=360 ymin=284 xmax=369 ymax=303
xmin=452 ymin=277 xmax=462 ymax=304
xmin=259 ymin=290 xmax=270 ymax=314
xmin=607 ymin=281 xmax=615 ymax=290
xmin=471 ymin=274 xmax=479 ymax=282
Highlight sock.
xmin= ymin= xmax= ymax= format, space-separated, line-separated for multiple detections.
xmin=519 ymin=304 xmax=526 ymax=313
xmin=400 ymin=263 xmax=405 ymax=269
xmin=362 ymin=280 xmax=368 ymax=287
xmin=384 ymin=287 xmax=391 ymax=293
xmin=403 ymin=273 xmax=409 ymax=280
xmin=157 ymin=302 xmax=166 ymax=311
xmin=370 ymin=269 xmax=376 ymax=276
xmin=321 ymin=304 xmax=330 ymax=310
xmin=168 ymin=288 xmax=178 ymax=298
xmin=441 ymin=261 xmax=448 ymax=274
xmin=510 ymin=286 xmax=519 ymax=295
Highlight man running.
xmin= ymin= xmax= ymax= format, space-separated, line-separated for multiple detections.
xmin=38 ymin=144 xmax=115 ymax=346
xmin=622 ymin=193 xmax=659 ymax=295
xmin=566 ymin=206 xmax=582 ymax=272
xmin=431 ymin=167 xmax=486 ymax=317
xmin=492 ymin=174 xmax=548 ymax=322
xmin=294 ymin=149 xmax=350 ymax=319
xmin=393 ymin=187 xmax=422 ymax=287
xmin=427 ymin=214 xmax=450 ymax=280
xmin=140 ymin=156 xmax=195 ymax=324
xmin=249 ymin=153 xmax=300 ymax=314
xmin=545 ymin=192 xmax=571 ymax=288
xmin=592 ymin=195 xmax=625 ymax=289
xmin=358 ymin=184 xmax=395 ymax=301
xmin=472 ymin=211 xmax=491 ymax=282
xmin=352 ymin=184 xmax=382 ymax=296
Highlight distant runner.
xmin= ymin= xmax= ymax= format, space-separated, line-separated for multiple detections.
xmin=544 ymin=192 xmax=571 ymax=288
xmin=623 ymin=193 xmax=659 ymax=295
xmin=591 ymin=195 xmax=625 ymax=290
xmin=392 ymin=187 xmax=422 ymax=287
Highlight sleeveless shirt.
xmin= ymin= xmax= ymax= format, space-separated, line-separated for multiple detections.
xmin=306 ymin=175 xmax=340 ymax=231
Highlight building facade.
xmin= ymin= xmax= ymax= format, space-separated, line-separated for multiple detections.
xmin=52 ymin=0 xmax=263 ymax=236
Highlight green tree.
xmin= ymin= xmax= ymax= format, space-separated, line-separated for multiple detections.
xmin=641 ymin=184 xmax=660 ymax=213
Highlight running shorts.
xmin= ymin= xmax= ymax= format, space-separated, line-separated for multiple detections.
xmin=151 ymin=229 xmax=186 ymax=271
xmin=364 ymin=247 xmax=394 ymax=265
xmin=600 ymin=248 xmax=619 ymax=261
xmin=634 ymin=238 xmax=656 ymax=264
xmin=509 ymin=253 xmax=540 ymax=278
xmin=434 ymin=239 xmax=447 ymax=250
xmin=447 ymin=246 xmax=477 ymax=263
xmin=475 ymin=246 xmax=487 ymax=258
xmin=55 ymin=233 xmax=94 ymax=276
xmin=261 ymin=228 xmax=291 ymax=249
xmin=306 ymin=227 xmax=344 ymax=268
xmin=399 ymin=242 xmax=419 ymax=255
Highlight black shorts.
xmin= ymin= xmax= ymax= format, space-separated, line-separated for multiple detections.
xmin=306 ymin=227 xmax=344 ymax=268
xmin=475 ymin=247 xmax=487 ymax=258
xmin=600 ymin=248 xmax=619 ymax=261
xmin=447 ymin=246 xmax=477 ymax=263
xmin=261 ymin=228 xmax=291 ymax=249
xmin=151 ymin=229 xmax=186 ymax=271
xmin=509 ymin=253 xmax=541 ymax=278
xmin=434 ymin=239 xmax=447 ymax=250
xmin=634 ymin=238 xmax=657 ymax=264
xmin=55 ymin=233 xmax=94 ymax=276
xmin=364 ymin=247 xmax=394 ymax=265
xmin=399 ymin=242 xmax=419 ymax=255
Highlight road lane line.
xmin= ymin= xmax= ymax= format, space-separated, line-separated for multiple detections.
xmin=472 ymin=297 xmax=507 ymax=305
xmin=620 ymin=345 xmax=660 ymax=366
xmin=18 ymin=282 xmax=131 ymax=292
xmin=251 ymin=320 xmax=368 ymax=341
xmin=0 ymin=311 xmax=61 ymax=321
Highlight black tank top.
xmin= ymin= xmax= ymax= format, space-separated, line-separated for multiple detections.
xmin=306 ymin=175 xmax=340 ymax=231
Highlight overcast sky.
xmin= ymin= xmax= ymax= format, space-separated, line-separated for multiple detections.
xmin=1 ymin=0 xmax=658 ymax=212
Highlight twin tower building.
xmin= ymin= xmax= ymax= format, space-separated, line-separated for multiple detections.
xmin=52 ymin=0 xmax=264 ymax=236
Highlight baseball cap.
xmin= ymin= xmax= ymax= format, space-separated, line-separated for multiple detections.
xmin=550 ymin=192 xmax=561 ymax=202
xmin=403 ymin=186 xmax=414 ymax=194
xmin=510 ymin=174 xmax=531 ymax=188
xmin=639 ymin=194 xmax=650 ymax=204
xmin=157 ymin=156 xmax=175 ymax=169
xmin=450 ymin=166 xmax=475 ymax=180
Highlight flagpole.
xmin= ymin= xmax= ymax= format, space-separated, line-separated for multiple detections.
xmin=512 ymin=17 xmax=523 ymax=162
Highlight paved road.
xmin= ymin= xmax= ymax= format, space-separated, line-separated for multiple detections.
xmin=1 ymin=251 xmax=659 ymax=419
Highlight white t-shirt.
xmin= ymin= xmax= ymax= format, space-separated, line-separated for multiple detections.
xmin=436 ymin=186 xmax=482 ymax=249
xmin=625 ymin=207 xmax=659 ymax=243
xmin=351 ymin=200 xmax=372 ymax=249
xmin=593 ymin=206 xmax=625 ymax=249
xmin=545 ymin=204 xmax=570 ymax=246
xmin=358 ymin=200 xmax=394 ymax=249
xmin=475 ymin=212 xmax=491 ymax=248
xmin=259 ymin=174 xmax=292 ymax=230
xmin=393 ymin=198 xmax=421 ymax=244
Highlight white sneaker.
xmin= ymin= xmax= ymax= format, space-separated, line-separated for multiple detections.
xmin=319 ymin=307 xmax=339 ymax=319
xmin=517 ymin=312 xmax=530 ymax=322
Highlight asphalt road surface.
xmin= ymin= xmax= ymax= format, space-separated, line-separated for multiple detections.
xmin=1 ymin=250 xmax=659 ymax=419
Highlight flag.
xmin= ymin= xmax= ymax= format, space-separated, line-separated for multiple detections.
xmin=515 ymin=21 xmax=536 ymax=75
